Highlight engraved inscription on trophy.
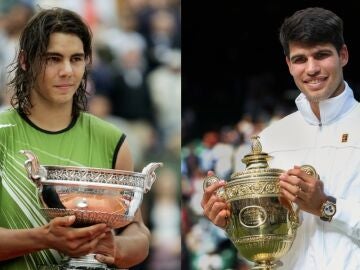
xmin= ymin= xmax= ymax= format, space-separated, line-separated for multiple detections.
xmin=239 ymin=206 xmax=267 ymax=228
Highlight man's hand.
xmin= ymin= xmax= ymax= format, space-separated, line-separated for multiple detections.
xmin=94 ymin=231 xmax=116 ymax=265
xmin=201 ymin=171 xmax=230 ymax=228
xmin=42 ymin=216 xmax=109 ymax=257
xmin=279 ymin=165 xmax=327 ymax=216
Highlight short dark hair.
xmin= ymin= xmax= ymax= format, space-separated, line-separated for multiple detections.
xmin=9 ymin=7 xmax=92 ymax=116
xmin=279 ymin=7 xmax=344 ymax=57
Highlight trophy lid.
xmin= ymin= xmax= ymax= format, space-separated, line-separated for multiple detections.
xmin=241 ymin=135 xmax=271 ymax=169
xmin=230 ymin=135 xmax=283 ymax=180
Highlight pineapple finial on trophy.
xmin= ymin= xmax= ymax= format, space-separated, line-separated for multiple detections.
xmin=240 ymin=135 xmax=271 ymax=170
xmin=251 ymin=135 xmax=262 ymax=154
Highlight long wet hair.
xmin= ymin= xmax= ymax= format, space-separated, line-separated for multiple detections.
xmin=9 ymin=7 xmax=92 ymax=116
xmin=279 ymin=7 xmax=344 ymax=58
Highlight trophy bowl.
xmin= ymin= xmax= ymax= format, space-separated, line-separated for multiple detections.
xmin=20 ymin=150 xmax=163 ymax=270
xmin=203 ymin=136 xmax=317 ymax=270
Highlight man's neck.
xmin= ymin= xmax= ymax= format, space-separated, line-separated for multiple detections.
xmin=309 ymin=82 xmax=347 ymax=121
xmin=310 ymin=102 xmax=321 ymax=120
xmin=28 ymin=104 xmax=73 ymax=132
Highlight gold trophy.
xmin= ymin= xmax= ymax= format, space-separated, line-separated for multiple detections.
xmin=203 ymin=136 xmax=318 ymax=269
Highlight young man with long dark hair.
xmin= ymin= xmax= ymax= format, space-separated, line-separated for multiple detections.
xmin=0 ymin=7 xmax=150 ymax=269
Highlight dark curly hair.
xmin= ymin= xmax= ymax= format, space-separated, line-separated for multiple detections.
xmin=9 ymin=7 xmax=92 ymax=116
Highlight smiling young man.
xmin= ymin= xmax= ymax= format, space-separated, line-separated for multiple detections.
xmin=202 ymin=7 xmax=360 ymax=269
xmin=0 ymin=8 xmax=150 ymax=270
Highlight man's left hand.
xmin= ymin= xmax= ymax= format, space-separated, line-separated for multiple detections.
xmin=279 ymin=165 xmax=327 ymax=216
xmin=94 ymin=230 xmax=116 ymax=266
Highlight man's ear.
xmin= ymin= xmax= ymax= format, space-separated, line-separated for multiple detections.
xmin=339 ymin=44 xmax=349 ymax=67
xmin=19 ymin=50 xmax=27 ymax=71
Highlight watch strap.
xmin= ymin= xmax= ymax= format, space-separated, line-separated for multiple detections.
xmin=327 ymin=196 xmax=336 ymax=204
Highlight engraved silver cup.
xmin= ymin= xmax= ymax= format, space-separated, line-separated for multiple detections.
xmin=21 ymin=150 xmax=162 ymax=270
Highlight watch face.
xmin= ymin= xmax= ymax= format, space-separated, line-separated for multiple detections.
xmin=324 ymin=203 xmax=336 ymax=216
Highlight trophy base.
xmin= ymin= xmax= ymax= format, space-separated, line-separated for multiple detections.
xmin=38 ymin=254 xmax=127 ymax=270
xmin=251 ymin=260 xmax=283 ymax=270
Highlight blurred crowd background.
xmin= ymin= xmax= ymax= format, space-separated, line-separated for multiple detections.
xmin=3 ymin=0 xmax=360 ymax=270
xmin=182 ymin=1 xmax=360 ymax=270
xmin=0 ymin=0 xmax=180 ymax=269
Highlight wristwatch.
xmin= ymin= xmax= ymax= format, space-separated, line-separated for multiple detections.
xmin=320 ymin=196 xmax=337 ymax=222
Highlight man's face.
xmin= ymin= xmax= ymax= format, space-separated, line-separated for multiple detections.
xmin=31 ymin=32 xmax=86 ymax=109
xmin=286 ymin=42 xmax=348 ymax=103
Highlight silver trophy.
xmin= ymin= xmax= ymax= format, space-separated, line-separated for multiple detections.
xmin=21 ymin=150 xmax=162 ymax=270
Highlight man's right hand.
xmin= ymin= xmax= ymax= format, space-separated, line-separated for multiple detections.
xmin=42 ymin=216 xmax=109 ymax=257
xmin=201 ymin=172 xmax=230 ymax=229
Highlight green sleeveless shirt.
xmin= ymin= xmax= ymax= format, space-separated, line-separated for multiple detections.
xmin=0 ymin=109 xmax=125 ymax=269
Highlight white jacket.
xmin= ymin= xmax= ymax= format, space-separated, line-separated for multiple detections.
xmin=259 ymin=82 xmax=360 ymax=270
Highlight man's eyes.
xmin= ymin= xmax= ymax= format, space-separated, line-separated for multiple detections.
xmin=71 ymin=56 xmax=85 ymax=62
xmin=46 ymin=56 xmax=60 ymax=63
xmin=292 ymin=57 xmax=306 ymax=64
xmin=315 ymin=52 xmax=331 ymax=59
xmin=45 ymin=56 xmax=84 ymax=63
xmin=292 ymin=53 xmax=331 ymax=64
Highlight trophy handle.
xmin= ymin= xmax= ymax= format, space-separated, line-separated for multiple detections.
xmin=289 ymin=202 xmax=301 ymax=229
xmin=142 ymin=162 xmax=163 ymax=193
xmin=300 ymin=164 xmax=319 ymax=179
xmin=19 ymin=150 xmax=46 ymax=187
xmin=279 ymin=194 xmax=301 ymax=229
xmin=203 ymin=175 xmax=226 ymax=199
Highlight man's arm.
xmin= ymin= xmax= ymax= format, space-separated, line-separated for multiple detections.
xmin=111 ymin=210 xmax=151 ymax=267
xmin=279 ymin=166 xmax=360 ymax=240
xmin=0 ymin=216 xmax=109 ymax=261
xmin=0 ymin=227 xmax=47 ymax=260
xmin=96 ymin=139 xmax=151 ymax=268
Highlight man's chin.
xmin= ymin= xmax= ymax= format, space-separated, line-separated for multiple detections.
xmin=305 ymin=93 xmax=327 ymax=103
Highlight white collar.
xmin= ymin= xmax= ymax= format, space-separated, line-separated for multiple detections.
xmin=295 ymin=81 xmax=357 ymax=125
